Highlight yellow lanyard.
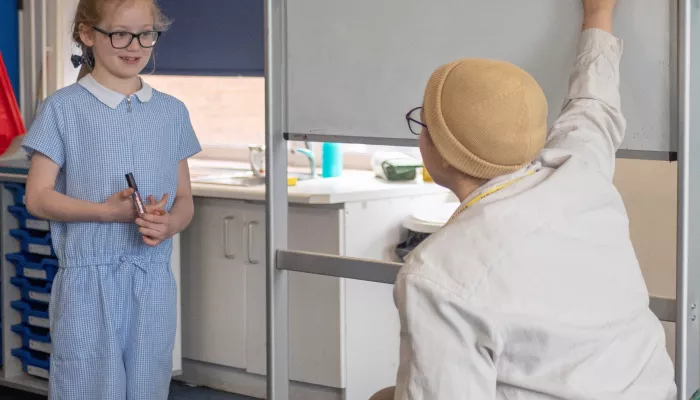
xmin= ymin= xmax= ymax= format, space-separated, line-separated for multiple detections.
xmin=447 ymin=170 xmax=536 ymax=224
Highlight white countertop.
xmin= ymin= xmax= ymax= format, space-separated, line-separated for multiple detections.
xmin=192 ymin=170 xmax=448 ymax=204
xmin=0 ymin=158 xmax=449 ymax=205
xmin=189 ymin=159 xmax=448 ymax=204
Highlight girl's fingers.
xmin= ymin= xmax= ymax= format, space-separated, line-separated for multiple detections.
xmin=143 ymin=236 xmax=160 ymax=246
xmin=139 ymin=213 xmax=167 ymax=224
xmin=135 ymin=217 xmax=159 ymax=229
xmin=155 ymin=193 xmax=169 ymax=208
xmin=139 ymin=227 xmax=162 ymax=238
xmin=121 ymin=188 xmax=134 ymax=199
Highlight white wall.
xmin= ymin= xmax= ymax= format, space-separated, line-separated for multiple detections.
xmin=613 ymin=158 xmax=677 ymax=361
xmin=61 ymin=0 xmax=80 ymax=86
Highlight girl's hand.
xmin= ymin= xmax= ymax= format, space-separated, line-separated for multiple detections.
xmin=582 ymin=0 xmax=616 ymax=33
xmin=103 ymin=188 xmax=136 ymax=222
xmin=135 ymin=194 xmax=171 ymax=246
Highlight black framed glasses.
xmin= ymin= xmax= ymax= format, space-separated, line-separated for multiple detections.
xmin=93 ymin=26 xmax=162 ymax=49
xmin=406 ymin=106 xmax=427 ymax=135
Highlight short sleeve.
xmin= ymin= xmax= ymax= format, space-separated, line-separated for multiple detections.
xmin=177 ymin=102 xmax=202 ymax=161
xmin=21 ymin=97 xmax=66 ymax=167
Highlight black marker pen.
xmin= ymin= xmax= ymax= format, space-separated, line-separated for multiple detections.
xmin=125 ymin=172 xmax=146 ymax=216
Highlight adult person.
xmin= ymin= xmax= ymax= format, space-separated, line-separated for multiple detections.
xmin=372 ymin=0 xmax=676 ymax=398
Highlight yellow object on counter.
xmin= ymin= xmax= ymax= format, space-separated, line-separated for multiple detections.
xmin=422 ymin=168 xmax=433 ymax=182
xmin=287 ymin=177 xmax=298 ymax=186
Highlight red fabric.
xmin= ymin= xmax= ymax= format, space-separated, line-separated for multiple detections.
xmin=0 ymin=52 xmax=25 ymax=155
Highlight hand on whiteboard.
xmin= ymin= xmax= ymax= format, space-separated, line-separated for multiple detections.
xmin=582 ymin=0 xmax=616 ymax=33
xmin=583 ymin=0 xmax=616 ymax=14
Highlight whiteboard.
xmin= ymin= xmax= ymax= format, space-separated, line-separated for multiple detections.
xmin=286 ymin=0 xmax=676 ymax=155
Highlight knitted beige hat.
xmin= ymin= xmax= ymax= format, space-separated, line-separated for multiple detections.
xmin=423 ymin=58 xmax=548 ymax=179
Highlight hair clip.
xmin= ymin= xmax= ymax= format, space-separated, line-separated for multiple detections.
xmin=71 ymin=54 xmax=83 ymax=68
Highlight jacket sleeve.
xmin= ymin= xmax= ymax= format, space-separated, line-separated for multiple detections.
xmin=393 ymin=272 xmax=500 ymax=399
xmin=541 ymin=28 xmax=626 ymax=181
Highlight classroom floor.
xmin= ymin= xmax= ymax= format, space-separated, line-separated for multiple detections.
xmin=0 ymin=381 xmax=258 ymax=400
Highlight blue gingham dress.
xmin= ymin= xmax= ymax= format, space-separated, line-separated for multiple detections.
xmin=22 ymin=74 xmax=201 ymax=400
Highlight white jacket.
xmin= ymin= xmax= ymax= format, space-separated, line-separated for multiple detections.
xmin=394 ymin=29 xmax=677 ymax=400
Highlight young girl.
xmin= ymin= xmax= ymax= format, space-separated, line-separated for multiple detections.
xmin=22 ymin=0 xmax=201 ymax=398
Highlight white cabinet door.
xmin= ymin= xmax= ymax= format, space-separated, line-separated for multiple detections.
xmin=242 ymin=204 xmax=266 ymax=375
xmin=244 ymin=204 xmax=345 ymax=388
xmin=181 ymin=197 xmax=248 ymax=369
xmin=171 ymin=233 xmax=182 ymax=374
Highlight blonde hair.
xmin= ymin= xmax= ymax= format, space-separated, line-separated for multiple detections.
xmin=72 ymin=0 xmax=171 ymax=80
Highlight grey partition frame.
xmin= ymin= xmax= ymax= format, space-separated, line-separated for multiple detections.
xmin=264 ymin=0 xmax=288 ymax=398
xmin=677 ymin=0 xmax=700 ymax=398
xmin=264 ymin=0 xmax=699 ymax=399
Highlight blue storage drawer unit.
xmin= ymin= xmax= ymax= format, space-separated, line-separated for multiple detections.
xmin=12 ymin=349 xmax=49 ymax=380
xmin=4 ymin=183 xmax=26 ymax=205
xmin=11 ymin=301 xmax=49 ymax=329
xmin=6 ymin=252 xmax=58 ymax=281
xmin=11 ymin=276 xmax=52 ymax=304
xmin=10 ymin=229 xmax=55 ymax=257
xmin=3 ymin=183 xmax=55 ymax=378
xmin=8 ymin=205 xmax=50 ymax=232
xmin=11 ymin=324 xmax=51 ymax=355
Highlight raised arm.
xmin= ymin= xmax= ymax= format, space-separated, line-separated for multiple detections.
xmin=541 ymin=0 xmax=624 ymax=180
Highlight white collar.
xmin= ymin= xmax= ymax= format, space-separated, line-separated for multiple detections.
xmin=78 ymin=74 xmax=153 ymax=109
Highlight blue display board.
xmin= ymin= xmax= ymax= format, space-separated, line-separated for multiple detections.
xmin=148 ymin=0 xmax=264 ymax=76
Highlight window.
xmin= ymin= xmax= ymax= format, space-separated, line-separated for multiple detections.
xmin=144 ymin=0 xmax=265 ymax=161
xmin=142 ymin=74 xmax=264 ymax=148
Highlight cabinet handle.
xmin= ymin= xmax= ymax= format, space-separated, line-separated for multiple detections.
xmin=247 ymin=221 xmax=259 ymax=264
xmin=223 ymin=216 xmax=235 ymax=259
